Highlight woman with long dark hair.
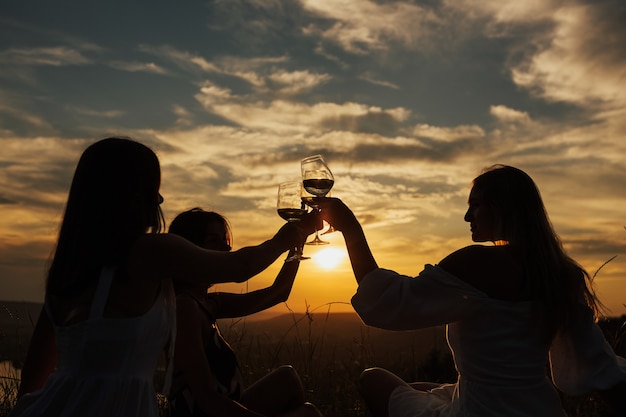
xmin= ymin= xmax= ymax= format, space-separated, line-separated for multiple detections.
xmin=167 ymin=208 xmax=323 ymax=417
xmin=318 ymin=164 xmax=626 ymax=416
xmin=10 ymin=138 xmax=314 ymax=417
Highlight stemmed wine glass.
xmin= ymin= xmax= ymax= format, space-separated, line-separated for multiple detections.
xmin=301 ymin=154 xmax=334 ymax=245
xmin=276 ymin=181 xmax=309 ymax=262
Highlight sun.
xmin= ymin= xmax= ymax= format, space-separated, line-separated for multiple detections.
xmin=313 ymin=247 xmax=345 ymax=270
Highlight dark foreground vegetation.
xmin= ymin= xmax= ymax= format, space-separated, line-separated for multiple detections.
xmin=1 ymin=301 xmax=624 ymax=416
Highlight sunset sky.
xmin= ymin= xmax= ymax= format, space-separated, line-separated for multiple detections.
xmin=1 ymin=0 xmax=625 ymax=318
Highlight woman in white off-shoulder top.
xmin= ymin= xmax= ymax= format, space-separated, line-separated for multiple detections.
xmin=317 ymin=164 xmax=626 ymax=417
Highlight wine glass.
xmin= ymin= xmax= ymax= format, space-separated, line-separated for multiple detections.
xmin=277 ymin=181 xmax=309 ymax=262
xmin=301 ymin=154 xmax=334 ymax=245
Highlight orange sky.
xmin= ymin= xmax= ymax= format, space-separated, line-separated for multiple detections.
xmin=1 ymin=1 xmax=625 ymax=317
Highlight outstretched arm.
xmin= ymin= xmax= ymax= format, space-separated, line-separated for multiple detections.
xmin=212 ymin=246 xmax=303 ymax=319
xmin=139 ymin=218 xmax=316 ymax=286
xmin=317 ymin=198 xmax=378 ymax=283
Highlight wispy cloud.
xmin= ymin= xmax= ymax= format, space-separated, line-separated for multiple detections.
xmin=413 ymin=124 xmax=485 ymax=142
xmin=510 ymin=3 xmax=626 ymax=110
xmin=138 ymin=44 xmax=222 ymax=74
xmin=267 ymin=69 xmax=332 ymax=95
xmin=108 ymin=60 xmax=170 ymax=75
xmin=489 ymin=105 xmax=531 ymax=124
xmin=0 ymin=46 xmax=92 ymax=66
xmin=195 ymin=80 xmax=411 ymax=134
xmin=67 ymin=107 xmax=125 ymax=118
xmin=443 ymin=0 xmax=626 ymax=113
xmin=140 ymin=44 xmax=331 ymax=95
xmin=446 ymin=0 xmax=560 ymax=25
xmin=358 ymin=73 xmax=400 ymax=90
xmin=301 ymin=0 xmax=442 ymax=54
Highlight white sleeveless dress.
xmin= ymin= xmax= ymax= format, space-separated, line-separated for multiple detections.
xmin=351 ymin=265 xmax=626 ymax=417
xmin=9 ymin=267 xmax=176 ymax=417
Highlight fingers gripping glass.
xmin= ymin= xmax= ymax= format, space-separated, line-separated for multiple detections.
xmin=276 ymin=182 xmax=309 ymax=262
xmin=301 ymin=154 xmax=334 ymax=244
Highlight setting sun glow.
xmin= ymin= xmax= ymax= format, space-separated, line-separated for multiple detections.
xmin=313 ymin=247 xmax=345 ymax=270
xmin=0 ymin=1 xmax=625 ymax=318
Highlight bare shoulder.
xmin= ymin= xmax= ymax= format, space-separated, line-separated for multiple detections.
xmin=438 ymin=245 xmax=526 ymax=301
xmin=439 ymin=245 xmax=490 ymax=265
xmin=134 ymin=232 xmax=194 ymax=253
xmin=129 ymin=233 xmax=206 ymax=279
xmin=438 ymin=245 xmax=502 ymax=273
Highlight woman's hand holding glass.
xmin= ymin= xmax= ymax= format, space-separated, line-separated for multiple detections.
xmin=277 ymin=182 xmax=311 ymax=261
xmin=313 ymin=197 xmax=359 ymax=234
xmin=301 ymin=154 xmax=335 ymax=244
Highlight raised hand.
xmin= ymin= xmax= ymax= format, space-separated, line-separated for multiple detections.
xmin=314 ymin=197 xmax=359 ymax=233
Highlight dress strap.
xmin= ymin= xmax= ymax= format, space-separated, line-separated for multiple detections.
xmin=162 ymin=279 xmax=177 ymax=396
xmin=89 ymin=266 xmax=116 ymax=319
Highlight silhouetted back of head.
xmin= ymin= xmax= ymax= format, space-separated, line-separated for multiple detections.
xmin=168 ymin=208 xmax=232 ymax=293
xmin=472 ymin=164 xmax=549 ymax=247
xmin=473 ymin=164 xmax=600 ymax=341
xmin=47 ymin=137 xmax=164 ymax=295
xmin=169 ymin=208 xmax=232 ymax=249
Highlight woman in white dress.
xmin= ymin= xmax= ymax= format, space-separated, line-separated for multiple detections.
xmin=317 ymin=164 xmax=626 ymax=417
xmin=9 ymin=137 xmax=316 ymax=417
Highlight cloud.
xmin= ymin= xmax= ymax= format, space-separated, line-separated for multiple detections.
xmin=0 ymin=104 xmax=57 ymax=131
xmin=68 ymin=107 xmax=125 ymax=118
xmin=489 ymin=105 xmax=532 ymax=124
xmin=0 ymin=47 xmax=91 ymax=66
xmin=0 ymin=137 xmax=83 ymax=216
xmin=108 ymin=60 xmax=170 ymax=75
xmin=320 ymin=107 xmax=410 ymax=136
xmin=510 ymin=3 xmax=626 ymax=110
xmin=412 ymin=123 xmax=485 ymax=142
xmin=300 ymin=0 xmax=442 ymax=54
xmin=172 ymin=104 xmax=195 ymax=126
xmin=444 ymin=0 xmax=626 ymax=113
xmin=0 ymin=0 xmax=624 ymax=313
xmin=138 ymin=44 xmax=222 ymax=75
xmin=194 ymin=80 xmax=411 ymax=134
xmin=358 ymin=73 xmax=400 ymax=90
xmin=140 ymin=44 xmax=331 ymax=95
xmin=267 ymin=70 xmax=332 ymax=95
xmin=445 ymin=0 xmax=559 ymax=24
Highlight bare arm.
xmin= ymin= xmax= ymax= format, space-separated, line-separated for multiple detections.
xmin=341 ymin=222 xmax=378 ymax=284
xmin=17 ymin=307 xmax=57 ymax=398
xmin=134 ymin=221 xmax=311 ymax=287
xmin=211 ymin=248 xmax=302 ymax=319
xmin=317 ymin=198 xmax=378 ymax=283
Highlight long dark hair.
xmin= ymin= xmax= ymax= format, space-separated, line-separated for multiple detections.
xmin=472 ymin=165 xmax=601 ymax=341
xmin=47 ymin=137 xmax=164 ymax=296
xmin=168 ymin=208 xmax=232 ymax=293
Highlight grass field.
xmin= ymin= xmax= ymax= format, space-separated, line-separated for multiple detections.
xmin=1 ymin=300 xmax=624 ymax=416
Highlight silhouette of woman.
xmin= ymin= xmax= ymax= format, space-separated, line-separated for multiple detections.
xmin=167 ymin=208 xmax=323 ymax=417
xmin=10 ymin=138 xmax=316 ymax=417
xmin=318 ymin=164 xmax=626 ymax=417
